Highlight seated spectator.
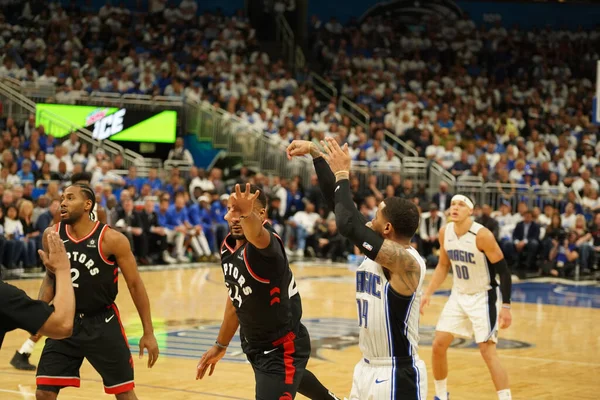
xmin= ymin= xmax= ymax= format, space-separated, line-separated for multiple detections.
xmin=502 ymin=210 xmax=540 ymax=275
xmin=34 ymin=199 xmax=59 ymax=250
xmin=139 ymin=198 xmax=176 ymax=264
xmin=548 ymin=231 xmax=579 ymax=277
xmin=18 ymin=200 xmax=40 ymax=269
xmin=476 ymin=204 xmax=499 ymax=240
xmin=286 ymin=200 xmax=320 ymax=257
xmin=211 ymin=193 xmax=229 ymax=250
xmin=315 ymin=219 xmax=347 ymax=261
xmin=420 ymin=203 xmax=445 ymax=263
xmin=186 ymin=194 xmax=213 ymax=259
xmin=2 ymin=205 xmax=27 ymax=270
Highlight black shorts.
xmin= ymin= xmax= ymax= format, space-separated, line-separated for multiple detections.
xmin=36 ymin=304 xmax=134 ymax=395
xmin=246 ymin=326 xmax=311 ymax=400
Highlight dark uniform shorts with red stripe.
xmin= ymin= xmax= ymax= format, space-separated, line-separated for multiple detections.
xmin=246 ymin=324 xmax=311 ymax=400
xmin=36 ymin=304 xmax=134 ymax=395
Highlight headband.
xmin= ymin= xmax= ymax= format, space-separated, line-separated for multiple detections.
xmin=451 ymin=194 xmax=474 ymax=210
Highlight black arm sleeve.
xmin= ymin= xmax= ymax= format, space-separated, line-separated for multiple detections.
xmin=0 ymin=281 xmax=54 ymax=339
xmin=334 ymin=179 xmax=384 ymax=260
xmin=313 ymin=157 xmax=336 ymax=212
xmin=491 ymin=258 xmax=511 ymax=304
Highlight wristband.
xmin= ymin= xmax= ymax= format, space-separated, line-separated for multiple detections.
xmin=502 ymin=304 xmax=511 ymax=310
xmin=215 ymin=340 xmax=228 ymax=349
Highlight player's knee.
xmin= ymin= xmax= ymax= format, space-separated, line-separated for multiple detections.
xmin=478 ymin=342 xmax=497 ymax=362
xmin=36 ymin=390 xmax=57 ymax=400
xmin=432 ymin=336 xmax=451 ymax=354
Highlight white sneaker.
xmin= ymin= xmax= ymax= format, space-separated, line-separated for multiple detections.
xmin=177 ymin=255 xmax=189 ymax=263
xmin=295 ymin=249 xmax=304 ymax=258
xmin=162 ymin=251 xmax=177 ymax=264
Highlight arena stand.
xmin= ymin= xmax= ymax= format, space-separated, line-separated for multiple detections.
xmin=0 ymin=2 xmax=598 ymax=280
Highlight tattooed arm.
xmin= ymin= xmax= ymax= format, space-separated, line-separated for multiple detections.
xmin=373 ymin=240 xmax=422 ymax=296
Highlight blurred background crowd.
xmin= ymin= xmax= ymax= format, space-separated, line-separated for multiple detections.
xmin=0 ymin=0 xmax=598 ymax=279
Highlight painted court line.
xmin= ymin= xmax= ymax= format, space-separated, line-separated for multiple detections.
xmin=0 ymin=371 xmax=251 ymax=400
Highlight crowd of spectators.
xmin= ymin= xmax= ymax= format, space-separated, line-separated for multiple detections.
xmin=0 ymin=2 xmax=598 ymax=278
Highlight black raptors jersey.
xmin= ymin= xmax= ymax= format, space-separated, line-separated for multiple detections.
xmin=220 ymin=223 xmax=302 ymax=351
xmin=56 ymin=222 xmax=118 ymax=314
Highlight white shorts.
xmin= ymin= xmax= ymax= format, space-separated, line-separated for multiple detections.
xmin=436 ymin=287 xmax=501 ymax=343
xmin=349 ymin=357 xmax=427 ymax=400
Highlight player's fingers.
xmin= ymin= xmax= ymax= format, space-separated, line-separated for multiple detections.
xmin=47 ymin=232 xmax=59 ymax=253
xmin=326 ymin=137 xmax=342 ymax=154
xmin=245 ymin=183 xmax=251 ymax=197
xmin=209 ymin=363 xmax=216 ymax=376
xmin=235 ymin=184 xmax=242 ymax=198
xmin=342 ymin=143 xmax=350 ymax=155
xmin=251 ymin=189 xmax=260 ymax=200
xmin=320 ymin=140 xmax=332 ymax=156
xmin=37 ymin=250 xmax=48 ymax=264
xmin=139 ymin=343 xmax=144 ymax=359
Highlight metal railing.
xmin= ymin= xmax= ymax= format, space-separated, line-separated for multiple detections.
xmin=308 ymin=71 xmax=337 ymax=101
xmin=274 ymin=13 xmax=296 ymax=71
xmin=0 ymin=78 xmax=145 ymax=169
xmin=339 ymin=95 xmax=370 ymax=132
xmin=383 ymin=129 xmax=419 ymax=158
xmin=193 ymin=104 xmax=314 ymax=184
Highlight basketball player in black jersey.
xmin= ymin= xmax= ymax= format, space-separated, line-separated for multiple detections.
xmin=196 ymin=184 xmax=339 ymax=400
xmin=35 ymin=183 xmax=159 ymax=400
xmin=11 ymin=172 xmax=108 ymax=372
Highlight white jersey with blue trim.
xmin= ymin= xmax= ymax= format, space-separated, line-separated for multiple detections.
xmin=355 ymin=246 xmax=426 ymax=359
xmin=444 ymin=221 xmax=495 ymax=294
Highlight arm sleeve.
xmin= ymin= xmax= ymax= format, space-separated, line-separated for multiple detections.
xmin=334 ymin=179 xmax=384 ymax=260
xmin=313 ymin=157 xmax=336 ymax=212
xmin=0 ymin=282 xmax=55 ymax=336
xmin=491 ymin=259 xmax=511 ymax=304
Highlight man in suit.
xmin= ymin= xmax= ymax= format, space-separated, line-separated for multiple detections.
xmin=476 ymin=204 xmax=500 ymax=241
xmin=139 ymin=199 xmax=176 ymax=264
xmin=420 ymin=203 xmax=445 ymax=259
xmin=432 ymin=181 xmax=452 ymax=213
xmin=502 ymin=210 xmax=540 ymax=273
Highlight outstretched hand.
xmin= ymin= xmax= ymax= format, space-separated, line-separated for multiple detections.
xmin=38 ymin=231 xmax=69 ymax=273
xmin=320 ymin=137 xmax=351 ymax=174
xmin=226 ymin=183 xmax=260 ymax=219
xmin=286 ymin=140 xmax=322 ymax=160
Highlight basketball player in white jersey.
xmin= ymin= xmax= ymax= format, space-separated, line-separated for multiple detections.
xmin=420 ymin=195 xmax=513 ymax=400
xmin=287 ymin=137 xmax=428 ymax=399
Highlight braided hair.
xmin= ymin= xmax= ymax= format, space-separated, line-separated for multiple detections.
xmin=70 ymin=183 xmax=97 ymax=221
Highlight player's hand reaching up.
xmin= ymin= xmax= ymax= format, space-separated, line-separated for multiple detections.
xmin=286 ymin=140 xmax=323 ymax=159
xmin=139 ymin=333 xmax=159 ymax=368
xmin=320 ymin=137 xmax=351 ymax=174
xmin=196 ymin=345 xmax=226 ymax=380
xmin=227 ymin=183 xmax=260 ymax=219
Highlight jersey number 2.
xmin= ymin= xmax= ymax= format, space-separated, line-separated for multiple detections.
xmin=70 ymin=268 xmax=80 ymax=288
xmin=356 ymin=299 xmax=369 ymax=328
xmin=455 ymin=265 xmax=470 ymax=280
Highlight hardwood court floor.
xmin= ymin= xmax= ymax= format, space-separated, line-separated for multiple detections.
xmin=0 ymin=263 xmax=598 ymax=399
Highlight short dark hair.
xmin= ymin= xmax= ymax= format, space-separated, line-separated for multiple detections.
xmin=70 ymin=183 xmax=97 ymax=221
xmin=381 ymin=197 xmax=420 ymax=239
xmin=239 ymin=184 xmax=267 ymax=209
xmin=71 ymin=172 xmax=92 ymax=184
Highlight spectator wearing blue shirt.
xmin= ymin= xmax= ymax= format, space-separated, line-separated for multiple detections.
xmin=143 ymin=168 xmax=164 ymax=195
xmin=187 ymin=194 xmax=213 ymax=258
xmin=124 ymin=166 xmax=144 ymax=193
xmin=285 ymin=181 xmax=304 ymax=218
xmin=16 ymin=160 xmax=35 ymax=184
xmin=211 ymin=194 xmax=229 ymax=248
xmin=158 ymin=195 xmax=187 ymax=263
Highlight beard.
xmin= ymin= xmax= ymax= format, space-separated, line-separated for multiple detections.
xmin=61 ymin=210 xmax=83 ymax=225
xmin=230 ymin=232 xmax=246 ymax=240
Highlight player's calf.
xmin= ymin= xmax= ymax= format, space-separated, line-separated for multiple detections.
xmin=35 ymin=390 xmax=58 ymax=400
xmin=115 ymin=390 xmax=138 ymax=400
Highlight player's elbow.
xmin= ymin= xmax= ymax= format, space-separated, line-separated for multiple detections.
xmin=40 ymin=317 xmax=73 ymax=339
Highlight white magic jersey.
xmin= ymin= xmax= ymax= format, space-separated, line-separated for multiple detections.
xmin=444 ymin=221 xmax=496 ymax=294
xmin=355 ymin=246 xmax=426 ymax=359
